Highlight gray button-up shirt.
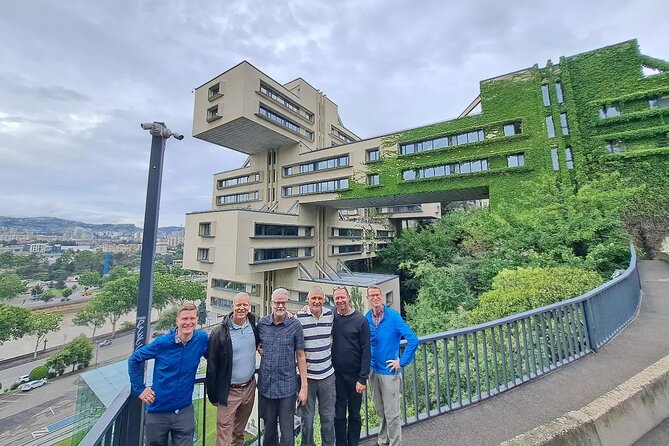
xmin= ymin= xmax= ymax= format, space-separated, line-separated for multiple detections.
xmin=257 ymin=315 xmax=305 ymax=399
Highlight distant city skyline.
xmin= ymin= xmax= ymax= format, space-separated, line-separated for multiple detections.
xmin=1 ymin=1 xmax=668 ymax=226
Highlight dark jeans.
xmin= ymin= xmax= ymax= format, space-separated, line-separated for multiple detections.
xmin=260 ymin=394 xmax=296 ymax=446
xmin=334 ymin=372 xmax=363 ymax=446
xmin=144 ymin=404 xmax=194 ymax=446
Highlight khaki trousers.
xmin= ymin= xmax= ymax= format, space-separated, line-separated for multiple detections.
xmin=216 ymin=378 xmax=256 ymax=446
xmin=369 ymin=372 xmax=401 ymax=446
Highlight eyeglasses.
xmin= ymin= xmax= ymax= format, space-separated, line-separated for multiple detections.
xmin=272 ymin=301 xmax=287 ymax=307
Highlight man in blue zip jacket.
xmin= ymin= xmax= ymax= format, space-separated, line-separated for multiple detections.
xmin=128 ymin=302 xmax=208 ymax=446
xmin=365 ymin=286 xmax=418 ymax=446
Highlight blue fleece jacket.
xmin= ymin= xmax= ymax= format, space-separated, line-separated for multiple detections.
xmin=128 ymin=328 xmax=208 ymax=413
xmin=365 ymin=305 xmax=419 ymax=375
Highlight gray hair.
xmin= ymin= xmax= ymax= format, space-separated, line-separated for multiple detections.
xmin=307 ymin=285 xmax=324 ymax=297
xmin=271 ymin=288 xmax=289 ymax=301
xmin=233 ymin=292 xmax=250 ymax=303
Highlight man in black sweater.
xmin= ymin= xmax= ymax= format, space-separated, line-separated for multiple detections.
xmin=332 ymin=286 xmax=371 ymax=446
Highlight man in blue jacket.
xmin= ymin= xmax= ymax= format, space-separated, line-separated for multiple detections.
xmin=365 ymin=286 xmax=418 ymax=446
xmin=128 ymin=302 xmax=208 ymax=446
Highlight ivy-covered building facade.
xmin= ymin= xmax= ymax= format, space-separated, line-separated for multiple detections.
xmin=184 ymin=39 xmax=669 ymax=315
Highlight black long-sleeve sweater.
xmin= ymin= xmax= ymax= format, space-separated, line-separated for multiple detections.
xmin=332 ymin=310 xmax=371 ymax=384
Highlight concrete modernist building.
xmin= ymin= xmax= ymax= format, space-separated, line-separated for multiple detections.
xmin=185 ymin=39 xmax=669 ymax=317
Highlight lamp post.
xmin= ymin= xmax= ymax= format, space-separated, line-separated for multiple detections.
xmin=126 ymin=122 xmax=183 ymax=446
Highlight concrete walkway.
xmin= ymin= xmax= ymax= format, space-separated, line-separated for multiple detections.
xmin=363 ymin=260 xmax=669 ymax=446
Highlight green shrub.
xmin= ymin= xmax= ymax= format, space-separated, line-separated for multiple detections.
xmin=470 ymin=266 xmax=603 ymax=323
xmin=119 ymin=321 xmax=136 ymax=331
xmin=47 ymin=371 xmax=56 ymax=379
xmin=10 ymin=383 xmax=19 ymax=390
xmin=29 ymin=365 xmax=48 ymax=381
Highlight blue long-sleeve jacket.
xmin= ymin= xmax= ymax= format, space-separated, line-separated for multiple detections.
xmin=365 ymin=305 xmax=419 ymax=375
xmin=127 ymin=328 xmax=208 ymax=413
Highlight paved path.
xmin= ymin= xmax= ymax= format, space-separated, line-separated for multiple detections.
xmin=363 ymin=260 xmax=669 ymax=446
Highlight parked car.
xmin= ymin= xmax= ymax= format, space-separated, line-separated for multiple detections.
xmin=98 ymin=339 xmax=112 ymax=347
xmin=151 ymin=331 xmax=166 ymax=338
xmin=30 ymin=295 xmax=41 ymax=301
xmin=16 ymin=374 xmax=30 ymax=384
xmin=60 ymin=297 xmax=71 ymax=302
xmin=20 ymin=379 xmax=47 ymax=391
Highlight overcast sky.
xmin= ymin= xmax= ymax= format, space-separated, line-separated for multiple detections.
xmin=0 ymin=1 xmax=667 ymax=228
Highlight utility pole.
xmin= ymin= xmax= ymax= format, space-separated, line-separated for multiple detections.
xmin=126 ymin=122 xmax=184 ymax=446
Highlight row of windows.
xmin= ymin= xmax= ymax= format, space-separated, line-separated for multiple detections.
xmin=260 ymin=83 xmax=314 ymax=121
xmin=217 ymin=173 xmax=260 ymax=189
xmin=259 ymin=105 xmax=314 ymax=140
xmin=334 ymin=244 xmax=363 ymax=254
xmin=600 ymin=96 xmax=669 ymax=120
xmin=255 ymin=224 xmax=313 ymax=237
xmin=283 ymin=178 xmax=349 ymax=196
xmin=541 ymin=81 xmax=565 ymax=106
xmin=377 ymin=230 xmax=394 ymax=238
xmin=211 ymin=296 xmax=233 ymax=309
xmin=402 ymin=158 xmax=489 ymax=181
xmin=550 ymin=147 xmax=575 ymax=170
xmin=217 ymin=191 xmax=259 ymax=205
xmin=400 ymin=129 xmax=486 ymax=155
xmin=376 ymin=205 xmax=422 ymax=213
xmin=331 ymin=125 xmax=355 ymax=143
xmin=253 ymin=247 xmax=314 ymax=262
xmin=284 ymin=155 xmax=349 ymax=176
xmin=211 ymin=279 xmax=258 ymax=295
xmin=546 ymin=113 xmax=569 ymax=138
xmin=333 ymin=228 xmax=362 ymax=238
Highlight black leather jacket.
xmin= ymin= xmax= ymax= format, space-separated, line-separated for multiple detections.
xmin=205 ymin=312 xmax=259 ymax=406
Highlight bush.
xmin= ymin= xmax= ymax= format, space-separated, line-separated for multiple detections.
xmin=119 ymin=321 xmax=136 ymax=331
xmin=29 ymin=365 xmax=48 ymax=381
xmin=61 ymin=288 xmax=73 ymax=298
xmin=470 ymin=266 xmax=603 ymax=323
xmin=47 ymin=371 xmax=56 ymax=379
xmin=10 ymin=382 xmax=19 ymax=391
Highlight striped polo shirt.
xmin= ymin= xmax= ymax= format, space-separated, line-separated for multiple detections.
xmin=296 ymin=307 xmax=334 ymax=379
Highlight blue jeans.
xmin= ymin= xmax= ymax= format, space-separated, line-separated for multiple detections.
xmin=301 ymin=373 xmax=336 ymax=446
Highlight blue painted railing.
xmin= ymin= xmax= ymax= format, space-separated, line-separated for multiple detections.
xmin=78 ymin=245 xmax=641 ymax=445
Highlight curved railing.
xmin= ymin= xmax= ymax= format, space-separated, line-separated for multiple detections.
xmin=79 ymin=245 xmax=641 ymax=445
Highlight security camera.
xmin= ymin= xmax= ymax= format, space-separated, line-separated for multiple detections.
xmin=172 ymin=133 xmax=185 ymax=140
xmin=140 ymin=123 xmax=155 ymax=130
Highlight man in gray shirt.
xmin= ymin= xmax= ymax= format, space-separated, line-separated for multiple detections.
xmin=258 ymin=288 xmax=308 ymax=446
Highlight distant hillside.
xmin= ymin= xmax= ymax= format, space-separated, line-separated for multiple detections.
xmin=0 ymin=216 xmax=183 ymax=237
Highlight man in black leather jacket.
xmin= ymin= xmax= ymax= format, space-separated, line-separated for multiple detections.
xmin=206 ymin=292 xmax=260 ymax=446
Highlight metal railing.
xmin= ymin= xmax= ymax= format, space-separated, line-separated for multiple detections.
xmin=358 ymin=244 xmax=641 ymax=438
xmin=79 ymin=246 xmax=641 ymax=444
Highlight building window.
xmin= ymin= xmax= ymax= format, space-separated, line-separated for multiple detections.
xmin=259 ymin=105 xmax=301 ymax=134
xmin=541 ymin=84 xmax=551 ymax=106
xmin=259 ymin=83 xmax=314 ymax=122
xmin=304 ymin=247 xmax=313 ymax=257
xmin=605 ymin=141 xmax=626 ymax=154
xmin=545 ymin=116 xmax=556 ymax=138
xmin=331 ymin=125 xmax=355 ymax=143
xmin=402 ymin=158 xmax=488 ymax=181
xmin=550 ymin=148 xmax=560 ymax=171
xmin=565 ymin=147 xmax=574 ymax=169
xmin=253 ymin=248 xmax=299 ymax=262
xmin=649 ymin=96 xmax=669 ymax=109
xmin=334 ymin=228 xmax=363 ymax=238
xmin=385 ymin=291 xmax=394 ymax=306
xmin=507 ymin=154 xmax=525 ymax=168
xmin=254 ymin=224 xmax=299 ymax=237
xmin=208 ymin=83 xmax=221 ymax=100
xmin=284 ymin=155 xmax=349 ymax=176
xmin=599 ymin=106 xmax=621 ymax=119
xmin=212 ymin=279 xmax=249 ymax=293
xmin=376 ymin=230 xmax=394 ymax=238
xmin=503 ymin=122 xmax=522 ymax=136
xmin=289 ymin=178 xmax=349 ymax=195
xmin=334 ymin=244 xmax=363 ymax=254
xmin=560 ymin=112 xmax=569 ymax=135
xmin=399 ymin=129 xmax=484 ymax=155
xmin=207 ymin=105 xmax=220 ymax=122
xmin=211 ymin=296 xmax=233 ymax=310
xmin=366 ymin=148 xmax=380 ymax=163
xmin=217 ymin=191 xmax=259 ymax=204
xmin=376 ymin=243 xmax=388 ymax=251
xmin=304 ymin=130 xmax=314 ymax=140
xmin=555 ymin=81 xmax=564 ymax=104
xmin=197 ymin=248 xmax=211 ymax=262
xmin=217 ymin=173 xmax=259 ymax=188
xmin=377 ymin=205 xmax=422 ymax=214
xmin=368 ymin=174 xmax=380 ymax=186
xmin=198 ymin=222 xmax=212 ymax=237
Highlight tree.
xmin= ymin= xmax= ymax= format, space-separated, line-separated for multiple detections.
xmin=28 ymin=312 xmax=62 ymax=359
xmin=155 ymin=307 xmax=178 ymax=331
xmin=0 ymin=252 xmax=15 ymax=268
xmin=65 ymin=335 xmax=93 ymax=371
xmin=0 ymin=304 xmax=31 ymax=344
xmin=73 ymin=304 xmax=107 ymax=338
xmin=61 ymin=288 xmax=73 ymax=298
xmin=106 ymin=266 xmax=130 ymax=282
xmin=85 ymin=274 xmax=138 ymax=338
xmin=350 ymin=287 xmax=363 ymax=312
xmin=0 ymin=274 xmax=25 ymax=300
xmin=41 ymin=290 xmax=57 ymax=302
xmin=197 ymin=299 xmax=207 ymax=327
xmin=79 ymin=270 xmax=101 ymax=287
xmin=74 ymin=251 xmax=104 ymax=274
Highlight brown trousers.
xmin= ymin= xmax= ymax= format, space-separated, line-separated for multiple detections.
xmin=216 ymin=378 xmax=256 ymax=446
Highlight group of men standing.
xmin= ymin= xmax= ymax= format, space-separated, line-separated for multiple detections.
xmin=128 ymin=285 xmax=418 ymax=446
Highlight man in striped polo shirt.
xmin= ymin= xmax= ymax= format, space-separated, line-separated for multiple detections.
xmin=296 ymin=286 xmax=336 ymax=446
